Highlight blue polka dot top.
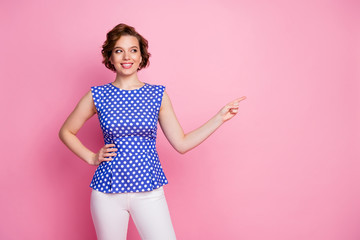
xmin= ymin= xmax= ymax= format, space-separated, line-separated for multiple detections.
xmin=89 ymin=82 xmax=168 ymax=193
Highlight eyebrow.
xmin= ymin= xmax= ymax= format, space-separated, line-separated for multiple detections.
xmin=113 ymin=46 xmax=139 ymax=49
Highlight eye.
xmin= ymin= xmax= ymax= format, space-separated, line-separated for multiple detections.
xmin=114 ymin=49 xmax=123 ymax=53
xmin=131 ymin=49 xmax=138 ymax=53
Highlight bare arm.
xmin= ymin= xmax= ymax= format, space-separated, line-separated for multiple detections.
xmin=158 ymin=91 xmax=246 ymax=154
xmin=58 ymin=91 xmax=117 ymax=165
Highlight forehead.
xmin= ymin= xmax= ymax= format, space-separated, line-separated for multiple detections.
xmin=114 ymin=35 xmax=139 ymax=48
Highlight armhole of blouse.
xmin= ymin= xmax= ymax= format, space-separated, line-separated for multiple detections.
xmin=158 ymin=85 xmax=166 ymax=111
xmin=90 ymin=86 xmax=101 ymax=114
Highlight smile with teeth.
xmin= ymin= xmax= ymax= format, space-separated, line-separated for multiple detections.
xmin=121 ymin=63 xmax=133 ymax=69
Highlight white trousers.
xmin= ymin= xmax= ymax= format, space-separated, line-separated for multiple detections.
xmin=90 ymin=187 xmax=176 ymax=240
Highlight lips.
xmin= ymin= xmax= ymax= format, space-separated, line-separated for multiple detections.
xmin=121 ymin=63 xmax=133 ymax=69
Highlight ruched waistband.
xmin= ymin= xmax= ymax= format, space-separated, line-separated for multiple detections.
xmin=106 ymin=136 xmax=156 ymax=154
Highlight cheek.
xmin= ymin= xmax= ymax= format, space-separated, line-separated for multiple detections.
xmin=133 ymin=54 xmax=142 ymax=64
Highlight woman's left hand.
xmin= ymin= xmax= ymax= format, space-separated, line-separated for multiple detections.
xmin=218 ymin=96 xmax=247 ymax=123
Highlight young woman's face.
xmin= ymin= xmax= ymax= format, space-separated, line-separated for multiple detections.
xmin=110 ymin=35 xmax=142 ymax=76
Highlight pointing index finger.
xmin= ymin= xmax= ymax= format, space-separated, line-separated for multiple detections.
xmin=232 ymin=96 xmax=247 ymax=105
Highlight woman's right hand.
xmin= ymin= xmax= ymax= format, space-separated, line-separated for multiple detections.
xmin=89 ymin=144 xmax=118 ymax=166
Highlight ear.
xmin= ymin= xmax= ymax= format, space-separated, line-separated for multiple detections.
xmin=137 ymin=56 xmax=143 ymax=71
xmin=109 ymin=55 xmax=113 ymax=64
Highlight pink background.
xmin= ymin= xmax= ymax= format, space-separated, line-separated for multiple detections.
xmin=1 ymin=0 xmax=359 ymax=239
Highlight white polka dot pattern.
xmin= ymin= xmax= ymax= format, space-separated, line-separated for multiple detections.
xmin=89 ymin=83 xmax=168 ymax=193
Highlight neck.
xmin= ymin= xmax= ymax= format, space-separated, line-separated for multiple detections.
xmin=113 ymin=73 xmax=142 ymax=89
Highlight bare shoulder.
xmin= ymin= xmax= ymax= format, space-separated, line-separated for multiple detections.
xmin=162 ymin=90 xmax=170 ymax=100
xmin=80 ymin=90 xmax=94 ymax=104
xmin=160 ymin=90 xmax=172 ymax=111
xmin=75 ymin=90 xmax=97 ymax=114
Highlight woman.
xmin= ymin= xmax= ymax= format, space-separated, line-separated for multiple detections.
xmin=59 ymin=23 xmax=246 ymax=240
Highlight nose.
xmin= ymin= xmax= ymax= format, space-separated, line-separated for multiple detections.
xmin=123 ymin=51 xmax=130 ymax=60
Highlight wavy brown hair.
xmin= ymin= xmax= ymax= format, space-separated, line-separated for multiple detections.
xmin=101 ymin=24 xmax=151 ymax=72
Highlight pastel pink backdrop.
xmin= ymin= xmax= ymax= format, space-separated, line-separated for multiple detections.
xmin=0 ymin=0 xmax=359 ymax=239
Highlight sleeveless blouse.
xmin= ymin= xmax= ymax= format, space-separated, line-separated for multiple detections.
xmin=89 ymin=82 xmax=168 ymax=193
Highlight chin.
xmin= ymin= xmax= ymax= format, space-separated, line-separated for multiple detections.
xmin=117 ymin=70 xmax=137 ymax=76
